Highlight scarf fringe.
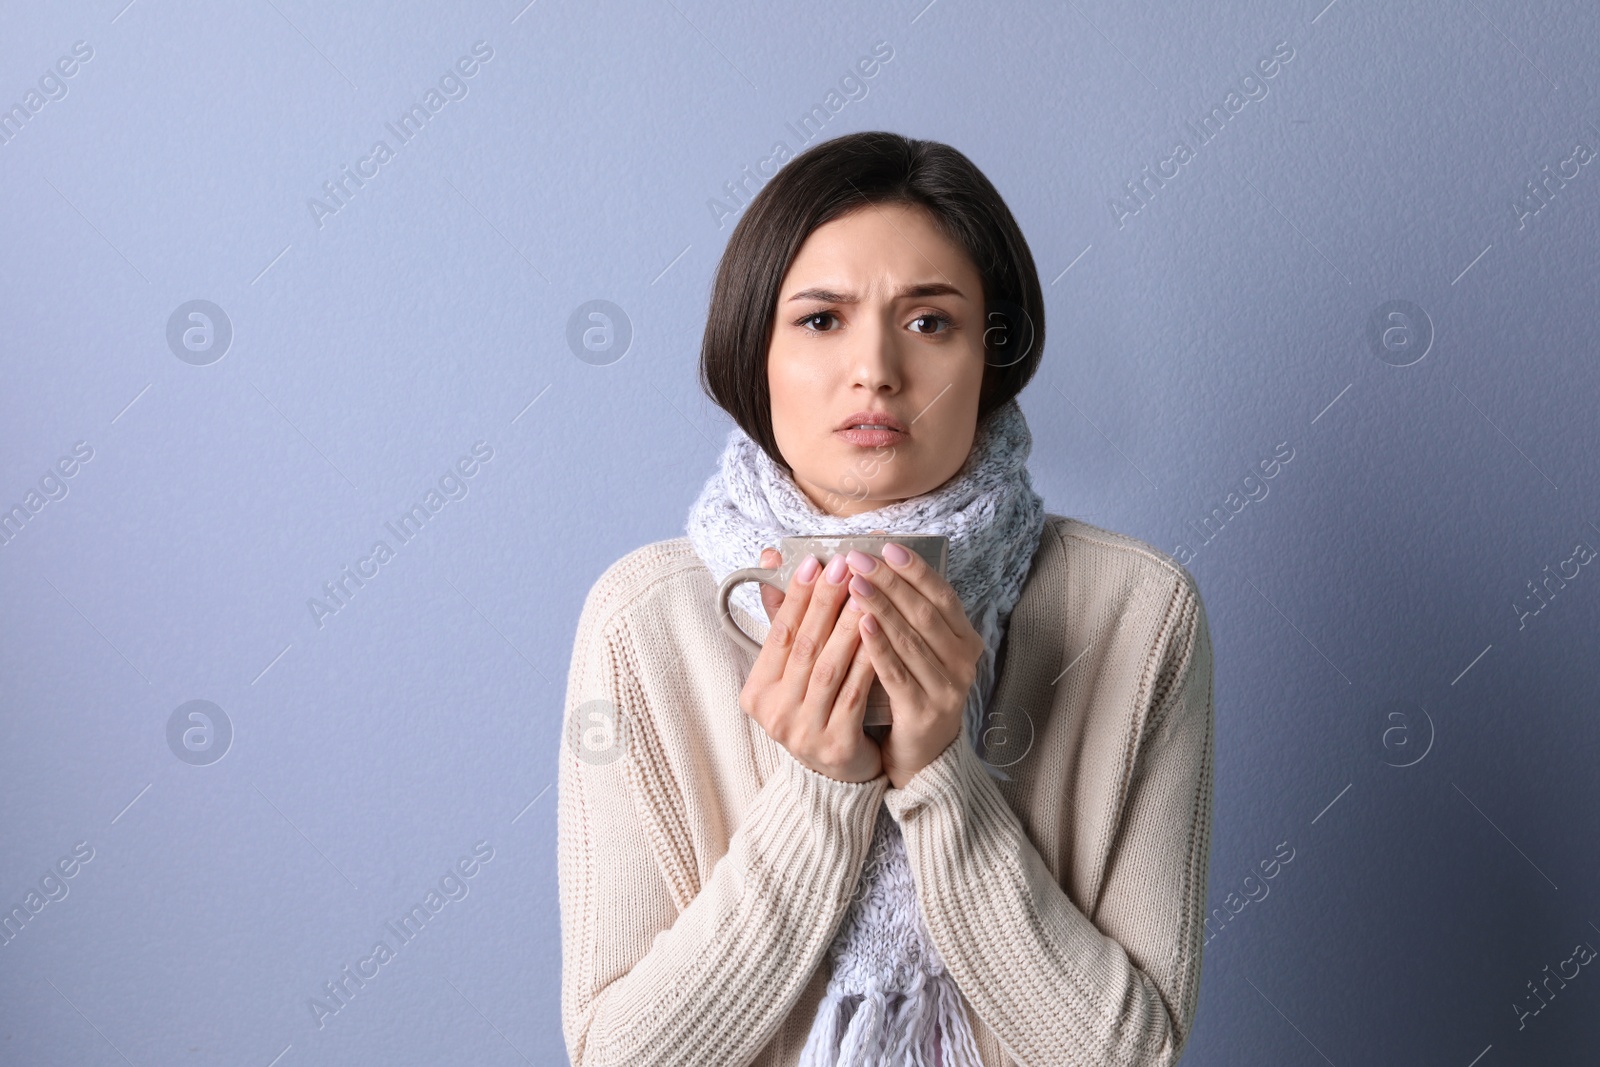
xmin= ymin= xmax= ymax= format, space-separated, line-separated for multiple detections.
xmin=799 ymin=968 xmax=983 ymax=1067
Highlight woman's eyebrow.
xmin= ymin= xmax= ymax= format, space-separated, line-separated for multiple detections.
xmin=786 ymin=282 xmax=966 ymax=303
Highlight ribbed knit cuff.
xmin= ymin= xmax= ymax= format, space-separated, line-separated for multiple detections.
xmin=882 ymin=733 xmax=1032 ymax=889
xmin=881 ymin=732 xmax=976 ymax=822
xmin=742 ymin=747 xmax=890 ymax=909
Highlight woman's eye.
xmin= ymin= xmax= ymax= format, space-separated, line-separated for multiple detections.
xmin=799 ymin=312 xmax=838 ymax=331
xmin=910 ymin=313 xmax=953 ymax=335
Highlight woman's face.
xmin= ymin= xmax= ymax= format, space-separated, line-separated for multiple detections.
xmin=766 ymin=201 xmax=989 ymax=518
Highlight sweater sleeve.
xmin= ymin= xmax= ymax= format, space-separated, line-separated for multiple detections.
xmin=882 ymin=578 xmax=1215 ymax=1067
xmin=557 ymin=588 xmax=890 ymax=1067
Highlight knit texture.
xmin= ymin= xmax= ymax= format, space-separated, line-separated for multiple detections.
xmin=684 ymin=398 xmax=1046 ymax=1065
xmin=558 ymin=515 xmax=1216 ymax=1067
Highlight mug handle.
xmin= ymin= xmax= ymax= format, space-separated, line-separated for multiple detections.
xmin=717 ymin=566 xmax=784 ymax=656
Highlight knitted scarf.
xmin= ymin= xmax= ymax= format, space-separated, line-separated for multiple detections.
xmin=685 ymin=396 xmax=1047 ymax=1066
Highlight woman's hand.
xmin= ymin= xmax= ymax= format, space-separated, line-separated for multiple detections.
xmin=843 ymin=543 xmax=985 ymax=789
xmin=739 ymin=548 xmax=884 ymax=784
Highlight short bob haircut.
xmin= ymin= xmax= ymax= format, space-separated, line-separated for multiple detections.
xmin=698 ymin=130 xmax=1045 ymax=471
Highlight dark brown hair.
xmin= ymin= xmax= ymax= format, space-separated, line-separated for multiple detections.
xmin=698 ymin=130 xmax=1045 ymax=470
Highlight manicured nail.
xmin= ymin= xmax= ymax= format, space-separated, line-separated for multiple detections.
xmin=846 ymin=549 xmax=877 ymax=573
xmin=824 ymin=554 xmax=849 ymax=584
xmin=882 ymin=542 xmax=910 ymax=565
xmin=796 ymin=555 xmax=820 ymax=583
xmin=849 ymin=574 xmax=875 ymax=598
xmin=860 ymin=612 xmax=880 ymax=635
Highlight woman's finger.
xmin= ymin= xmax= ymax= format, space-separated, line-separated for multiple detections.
xmin=860 ymin=545 xmax=970 ymax=646
xmin=773 ymin=552 xmax=853 ymax=728
xmin=803 ymin=595 xmax=871 ymax=728
xmin=856 ymin=609 xmax=927 ymax=714
xmin=829 ymin=637 xmax=878 ymax=736
xmin=759 ymin=548 xmax=786 ymax=621
xmin=846 ymin=569 xmax=962 ymax=699
xmin=745 ymin=552 xmax=820 ymax=690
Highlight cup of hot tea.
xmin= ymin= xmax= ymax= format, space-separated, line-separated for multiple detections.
xmin=716 ymin=534 xmax=950 ymax=728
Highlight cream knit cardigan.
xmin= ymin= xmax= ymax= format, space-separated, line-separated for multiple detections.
xmin=558 ymin=514 xmax=1215 ymax=1066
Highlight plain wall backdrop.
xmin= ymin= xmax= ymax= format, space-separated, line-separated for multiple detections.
xmin=2 ymin=0 xmax=1597 ymax=1063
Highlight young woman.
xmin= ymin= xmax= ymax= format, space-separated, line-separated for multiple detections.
xmin=558 ymin=131 xmax=1215 ymax=1066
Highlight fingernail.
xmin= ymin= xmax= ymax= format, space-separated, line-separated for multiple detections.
xmin=797 ymin=555 xmax=820 ymax=583
xmin=849 ymin=574 xmax=875 ymax=598
xmin=882 ymin=543 xmax=910 ymax=565
xmin=824 ymin=554 xmax=849 ymax=584
xmin=846 ymin=549 xmax=877 ymax=573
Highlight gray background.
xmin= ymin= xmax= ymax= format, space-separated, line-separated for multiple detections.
xmin=2 ymin=0 xmax=1597 ymax=1064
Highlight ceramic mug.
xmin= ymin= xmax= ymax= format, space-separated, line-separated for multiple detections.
xmin=717 ymin=534 xmax=950 ymax=728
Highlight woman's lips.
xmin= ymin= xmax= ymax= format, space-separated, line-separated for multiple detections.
xmin=835 ymin=427 xmax=908 ymax=447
